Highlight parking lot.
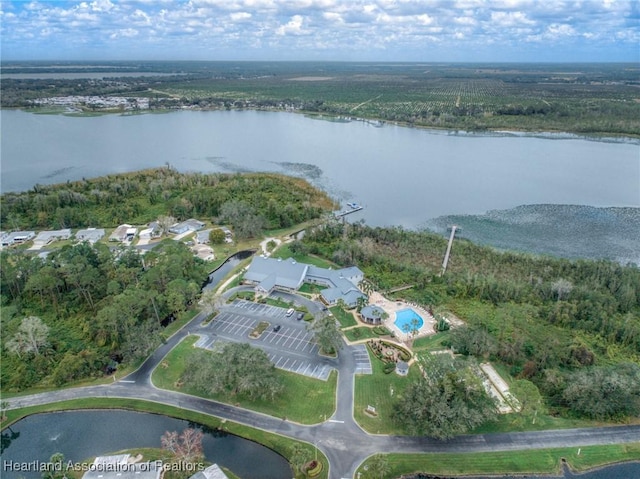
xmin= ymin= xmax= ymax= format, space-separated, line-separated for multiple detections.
xmin=194 ymin=299 xmax=333 ymax=381
xmin=352 ymin=344 xmax=372 ymax=375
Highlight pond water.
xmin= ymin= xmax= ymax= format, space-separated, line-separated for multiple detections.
xmin=1 ymin=109 xmax=638 ymax=261
xmin=0 ymin=410 xmax=291 ymax=479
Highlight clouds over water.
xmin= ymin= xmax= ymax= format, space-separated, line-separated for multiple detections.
xmin=1 ymin=0 xmax=638 ymax=61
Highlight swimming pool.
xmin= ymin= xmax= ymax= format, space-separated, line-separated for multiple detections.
xmin=394 ymin=308 xmax=424 ymax=332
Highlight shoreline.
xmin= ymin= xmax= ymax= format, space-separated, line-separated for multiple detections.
xmin=3 ymin=105 xmax=639 ymax=144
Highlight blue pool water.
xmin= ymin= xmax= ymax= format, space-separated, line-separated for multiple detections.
xmin=394 ymin=308 xmax=424 ymax=332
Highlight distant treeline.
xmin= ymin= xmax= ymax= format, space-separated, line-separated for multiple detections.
xmin=2 ymin=62 xmax=639 ymax=137
xmin=0 ymin=168 xmax=336 ymax=233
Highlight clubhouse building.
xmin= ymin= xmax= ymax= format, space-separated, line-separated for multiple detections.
xmin=244 ymin=256 xmax=367 ymax=308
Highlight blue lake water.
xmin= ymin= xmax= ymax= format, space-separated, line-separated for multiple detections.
xmin=1 ymin=109 xmax=639 ymax=262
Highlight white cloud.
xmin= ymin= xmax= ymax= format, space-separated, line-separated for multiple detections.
xmin=230 ymin=11 xmax=252 ymax=21
xmin=276 ymin=14 xmax=308 ymax=35
xmin=1 ymin=0 xmax=638 ymax=61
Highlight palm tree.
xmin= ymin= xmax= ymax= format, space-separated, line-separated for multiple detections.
xmin=366 ymin=454 xmax=390 ymax=479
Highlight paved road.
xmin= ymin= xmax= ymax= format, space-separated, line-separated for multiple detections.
xmin=7 ymin=298 xmax=640 ymax=479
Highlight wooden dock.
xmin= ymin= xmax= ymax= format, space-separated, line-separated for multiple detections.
xmin=335 ymin=204 xmax=363 ymax=218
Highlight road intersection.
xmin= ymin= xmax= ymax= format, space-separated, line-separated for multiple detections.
xmin=7 ymin=300 xmax=640 ymax=479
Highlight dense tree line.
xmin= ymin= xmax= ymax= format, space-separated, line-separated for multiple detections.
xmin=1 ymin=168 xmax=336 ymax=234
xmin=0 ymin=240 xmax=209 ymax=390
xmin=298 ymin=221 xmax=640 ymax=420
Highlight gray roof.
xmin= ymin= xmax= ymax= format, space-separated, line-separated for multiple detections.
xmin=321 ymin=287 xmax=366 ymax=307
xmin=245 ymin=256 xmax=308 ymax=290
xmin=34 ymin=229 xmax=72 ymax=243
xmin=361 ymin=305 xmax=385 ymax=319
xmin=197 ymin=229 xmax=212 ymax=243
xmin=171 ymin=218 xmax=205 ymax=233
xmin=82 ymin=456 xmax=161 ymax=479
xmin=76 ymin=228 xmax=105 ymax=243
xmin=189 ymin=464 xmax=229 ymax=479
xmin=2 ymin=231 xmax=35 ymax=243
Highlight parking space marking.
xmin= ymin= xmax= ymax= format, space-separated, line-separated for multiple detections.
xmin=353 ymin=344 xmax=373 ymax=374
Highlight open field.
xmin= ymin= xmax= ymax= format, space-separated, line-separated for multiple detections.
xmin=2 ymin=61 xmax=639 ymax=137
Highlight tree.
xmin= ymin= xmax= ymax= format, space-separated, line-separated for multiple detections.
xmin=393 ymin=356 xmax=497 ymax=439
xmin=208 ymin=228 xmax=226 ymax=244
xmin=200 ymin=290 xmax=226 ymax=314
xmin=289 ymin=444 xmax=312 ymax=476
xmin=219 ymin=200 xmax=266 ymax=239
xmin=309 ymin=316 xmax=343 ymax=355
xmin=161 ymin=428 xmax=204 ymax=463
xmin=562 ymin=363 xmax=640 ymax=420
xmin=510 ymin=379 xmax=546 ymax=425
xmin=551 ymin=278 xmax=573 ymax=301
xmin=157 ymin=215 xmax=177 ymax=235
xmin=6 ymin=316 xmax=50 ymax=357
xmin=366 ymin=454 xmax=390 ymax=479
xmin=181 ymin=343 xmax=283 ymax=401
xmin=449 ymin=325 xmax=497 ymax=359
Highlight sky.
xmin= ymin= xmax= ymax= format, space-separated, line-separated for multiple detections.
xmin=1 ymin=0 xmax=639 ymax=63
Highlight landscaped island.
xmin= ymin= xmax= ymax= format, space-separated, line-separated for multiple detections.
xmin=1 ymin=170 xmax=639 ymax=479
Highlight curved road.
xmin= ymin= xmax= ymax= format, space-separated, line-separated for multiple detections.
xmin=7 ymin=307 xmax=640 ymax=479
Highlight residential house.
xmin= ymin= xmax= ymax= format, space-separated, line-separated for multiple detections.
xmin=33 ymin=229 xmax=72 ymax=247
xmin=219 ymin=226 xmax=233 ymax=243
xmin=82 ymin=455 xmax=162 ymax=479
xmin=169 ymin=218 xmax=205 ymax=235
xmin=109 ymin=224 xmax=137 ymax=243
xmin=189 ymin=464 xmax=229 ymax=479
xmin=76 ymin=228 xmax=105 ymax=244
xmin=139 ymin=221 xmax=162 ymax=240
xmin=192 ymin=244 xmax=215 ymax=261
xmin=196 ymin=229 xmax=212 ymax=244
xmin=1 ymin=231 xmax=36 ymax=247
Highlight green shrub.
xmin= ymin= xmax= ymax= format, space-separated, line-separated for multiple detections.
xmin=306 ymin=460 xmax=323 ymax=477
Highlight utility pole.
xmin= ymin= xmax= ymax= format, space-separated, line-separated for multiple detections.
xmin=441 ymin=225 xmax=458 ymax=275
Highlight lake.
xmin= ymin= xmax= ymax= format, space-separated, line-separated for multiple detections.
xmin=1 ymin=109 xmax=638 ymax=261
xmin=0 ymin=410 xmax=292 ymax=479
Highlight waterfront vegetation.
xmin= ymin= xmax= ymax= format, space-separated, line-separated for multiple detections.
xmin=356 ymin=443 xmax=640 ymax=479
xmin=2 ymin=61 xmax=639 ymax=137
xmin=0 ymin=168 xmax=336 ymax=232
xmin=300 ymin=221 xmax=640 ymax=424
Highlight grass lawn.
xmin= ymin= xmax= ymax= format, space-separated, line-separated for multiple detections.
xmin=1 ymin=398 xmax=328 ymax=479
xmin=343 ymin=327 xmax=379 ymax=342
xmin=356 ymin=443 xmax=640 ymax=479
xmin=353 ymin=346 xmax=420 ymax=434
xmin=272 ymin=244 xmax=336 ymax=269
xmin=152 ymin=336 xmax=336 ymax=424
xmin=162 ymin=308 xmax=200 ymax=338
xmin=331 ymin=306 xmax=358 ymax=328
xmin=411 ymin=331 xmax=450 ymax=351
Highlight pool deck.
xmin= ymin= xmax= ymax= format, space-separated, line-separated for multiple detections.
xmin=368 ymin=291 xmax=436 ymax=340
